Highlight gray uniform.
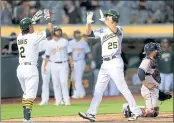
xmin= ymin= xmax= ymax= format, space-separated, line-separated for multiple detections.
xmin=139 ymin=57 xmax=159 ymax=110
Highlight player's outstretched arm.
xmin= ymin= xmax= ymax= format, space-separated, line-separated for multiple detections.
xmin=43 ymin=9 xmax=53 ymax=36
xmin=86 ymin=12 xmax=94 ymax=35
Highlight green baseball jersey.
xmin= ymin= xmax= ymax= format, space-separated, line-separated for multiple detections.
xmin=157 ymin=51 xmax=174 ymax=73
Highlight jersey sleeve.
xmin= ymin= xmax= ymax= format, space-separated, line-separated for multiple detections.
xmin=93 ymin=28 xmax=103 ymax=38
xmin=116 ymin=26 xmax=123 ymax=36
xmin=66 ymin=40 xmax=72 ymax=53
xmin=34 ymin=31 xmax=47 ymax=44
xmin=38 ymin=40 xmax=44 ymax=52
xmin=45 ymin=42 xmax=52 ymax=57
xmin=139 ymin=59 xmax=151 ymax=73
xmin=84 ymin=41 xmax=91 ymax=53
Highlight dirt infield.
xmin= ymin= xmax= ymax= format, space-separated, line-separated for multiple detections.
xmin=3 ymin=112 xmax=173 ymax=122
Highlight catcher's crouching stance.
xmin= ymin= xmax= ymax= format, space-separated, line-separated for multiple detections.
xmin=123 ymin=42 xmax=172 ymax=118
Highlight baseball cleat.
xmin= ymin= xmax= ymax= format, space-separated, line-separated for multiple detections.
xmin=60 ymin=101 xmax=64 ymax=105
xmin=39 ymin=101 xmax=48 ymax=106
xmin=23 ymin=119 xmax=32 ymax=122
xmin=72 ymin=95 xmax=79 ymax=99
xmin=78 ymin=112 xmax=96 ymax=122
xmin=128 ymin=114 xmax=140 ymax=121
xmin=65 ymin=102 xmax=71 ymax=106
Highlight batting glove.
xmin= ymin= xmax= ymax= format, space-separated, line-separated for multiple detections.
xmin=87 ymin=11 xmax=94 ymax=24
xmin=99 ymin=9 xmax=106 ymax=22
xmin=44 ymin=9 xmax=51 ymax=20
xmin=32 ymin=10 xmax=43 ymax=24
xmin=91 ymin=61 xmax=96 ymax=69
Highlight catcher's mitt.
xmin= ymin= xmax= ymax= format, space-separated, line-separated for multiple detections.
xmin=158 ymin=90 xmax=172 ymax=101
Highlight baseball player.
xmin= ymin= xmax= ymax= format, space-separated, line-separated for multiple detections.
xmin=44 ymin=26 xmax=73 ymax=106
xmin=16 ymin=9 xmax=53 ymax=121
xmin=123 ymin=42 xmax=162 ymax=117
xmin=69 ymin=30 xmax=95 ymax=99
xmin=39 ymin=36 xmax=52 ymax=105
xmin=78 ymin=9 xmax=142 ymax=122
xmin=158 ymin=39 xmax=174 ymax=92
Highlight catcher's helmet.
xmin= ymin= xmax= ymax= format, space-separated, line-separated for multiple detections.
xmin=19 ymin=17 xmax=33 ymax=31
xmin=143 ymin=42 xmax=162 ymax=55
xmin=105 ymin=9 xmax=119 ymax=22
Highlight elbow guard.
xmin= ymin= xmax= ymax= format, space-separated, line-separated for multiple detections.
xmin=45 ymin=28 xmax=51 ymax=38
xmin=138 ymin=68 xmax=145 ymax=81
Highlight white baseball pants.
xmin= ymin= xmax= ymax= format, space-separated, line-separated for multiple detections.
xmin=87 ymin=56 xmax=142 ymax=115
xmin=17 ymin=65 xmax=39 ymax=99
xmin=50 ymin=62 xmax=70 ymax=104
xmin=94 ymin=69 xmax=119 ymax=96
xmin=73 ymin=60 xmax=86 ymax=98
xmin=40 ymin=60 xmax=51 ymax=103
xmin=141 ymin=85 xmax=159 ymax=110
xmin=159 ymin=73 xmax=173 ymax=92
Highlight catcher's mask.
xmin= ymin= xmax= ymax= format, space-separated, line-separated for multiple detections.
xmin=143 ymin=42 xmax=162 ymax=58
xmin=53 ymin=26 xmax=62 ymax=36
xmin=104 ymin=9 xmax=119 ymax=23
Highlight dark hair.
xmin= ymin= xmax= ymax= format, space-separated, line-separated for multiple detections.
xmin=22 ymin=28 xmax=30 ymax=35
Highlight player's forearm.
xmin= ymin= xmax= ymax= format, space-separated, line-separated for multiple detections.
xmin=47 ymin=22 xmax=53 ymax=34
xmin=104 ymin=20 xmax=117 ymax=33
xmin=68 ymin=55 xmax=73 ymax=65
xmin=86 ymin=24 xmax=92 ymax=35
xmin=141 ymin=80 xmax=149 ymax=87
xmin=44 ymin=57 xmax=49 ymax=68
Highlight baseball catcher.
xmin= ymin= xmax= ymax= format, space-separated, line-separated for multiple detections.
xmin=123 ymin=41 xmax=172 ymax=118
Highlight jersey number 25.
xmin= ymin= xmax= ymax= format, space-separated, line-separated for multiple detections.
xmin=108 ymin=42 xmax=117 ymax=49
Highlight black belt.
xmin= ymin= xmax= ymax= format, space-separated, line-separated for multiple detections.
xmin=54 ymin=61 xmax=67 ymax=64
xmin=102 ymin=55 xmax=117 ymax=61
xmin=20 ymin=62 xmax=32 ymax=65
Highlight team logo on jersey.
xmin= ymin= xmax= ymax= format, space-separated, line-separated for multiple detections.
xmin=102 ymin=33 xmax=116 ymax=44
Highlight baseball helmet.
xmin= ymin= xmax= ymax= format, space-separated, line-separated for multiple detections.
xmin=143 ymin=42 xmax=162 ymax=56
xmin=19 ymin=17 xmax=33 ymax=31
xmin=53 ymin=26 xmax=62 ymax=35
xmin=53 ymin=26 xmax=62 ymax=32
xmin=105 ymin=9 xmax=120 ymax=22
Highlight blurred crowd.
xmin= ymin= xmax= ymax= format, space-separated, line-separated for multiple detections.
xmin=1 ymin=0 xmax=173 ymax=25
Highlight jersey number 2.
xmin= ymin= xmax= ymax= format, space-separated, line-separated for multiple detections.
xmin=20 ymin=46 xmax=25 ymax=58
xmin=108 ymin=42 xmax=117 ymax=49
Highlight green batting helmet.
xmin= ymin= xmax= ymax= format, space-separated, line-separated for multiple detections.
xmin=53 ymin=26 xmax=62 ymax=32
xmin=105 ymin=9 xmax=120 ymax=22
xmin=19 ymin=17 xmax=33 ymax=31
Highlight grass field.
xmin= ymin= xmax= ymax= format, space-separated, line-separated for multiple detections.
xmin=1 ymin=97 xmax=173 ymax=120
